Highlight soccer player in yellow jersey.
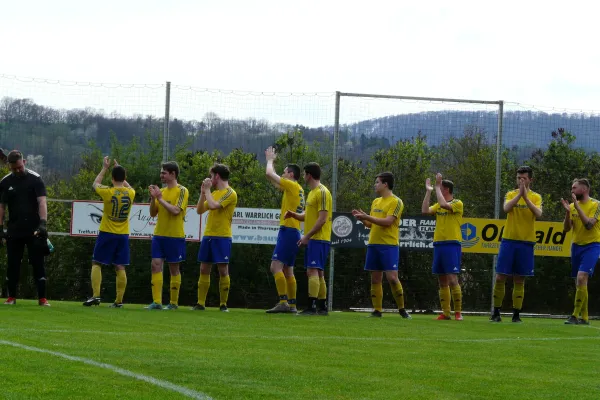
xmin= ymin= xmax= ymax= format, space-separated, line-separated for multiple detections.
xmin=285 ymin=162 xmax=332 ymax=316
xmin=264 ymin=146 xmax=304 ymax=314
xmin=561 ymin=178 xmax=600 ymax=325
xmin=491 ymin=166 xmax=542 ymax=323
xmin=353 ymin=172 xmax=411 ymax=319
xmin=147 ymin=161 xmax=189 ymax=310
xmin=193 ymin=164 xmax=238 ymax=312
xmin=84 ymin=156 xmax=135 ymax=308
xmin=422 ymin=173 xmax=464 ymax=321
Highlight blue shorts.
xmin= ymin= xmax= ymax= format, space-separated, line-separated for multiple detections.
xmin=93 ymin=231 xmax=130 ymax=266
xmin=364 ymin=245 xmax=399 ymax=271
xmin=432 ymin=241 xmax=461 ymax=274
xmin=496 ymin=239 xmax=535 ymax=276
xmin=304 ymin=240 xmax=330 ymax=270
xmin=571 ymin=243 xmax=600 ymax=278
xmin=151 ymin=235 xmax=186 ymax=263
xmin=272 ymin=226 xmax=301 ymax=267
xmin=198 ymin=236 xmax=232 ymax=264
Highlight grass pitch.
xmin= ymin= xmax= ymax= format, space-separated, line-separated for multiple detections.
xmin=0 ymin=301 xmax=598 ymax=400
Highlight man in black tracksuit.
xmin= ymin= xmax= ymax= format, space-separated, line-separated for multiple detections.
xmin=0 ymin=150 xmax=50 ymax=306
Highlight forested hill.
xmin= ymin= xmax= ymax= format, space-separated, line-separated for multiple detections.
xmin=1 ymin=96 xmax=599 ymax=176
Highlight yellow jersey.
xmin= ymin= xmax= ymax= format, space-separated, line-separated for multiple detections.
xmin=305 ymin=184 xmax=332 ymax=242
xmin=279 ymin=177 xmax=305 ymax=230
xmin=153 ymin=185 xmax=189 ymax=238
xmin=570 ymin=199 xmax=600 ymax=245
xmin=502 ymin=189 xmax=542 ymax=243
xmin=95 ymin=185 xmax=135 ymax=235
xmin=431 ymin=199 xmax=463 ymax=243
xmin=368 ymin=195 xmax=403 ymax=245
xmin=203 ymin=187 xmax=238 ymax=237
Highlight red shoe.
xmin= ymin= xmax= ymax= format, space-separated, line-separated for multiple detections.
xmin=4 ymin=297 xmax=16 ymax=305
xmin=436 ymin=314 xmax=451 ymax=320
xmin=39 ymin=298 xmax=51 ymax=307
xmin=455 ymin=312 xmax=463 ymax=321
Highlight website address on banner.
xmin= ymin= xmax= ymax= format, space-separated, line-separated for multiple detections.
xmin=233 ymin=234 xmax=278 ymax=243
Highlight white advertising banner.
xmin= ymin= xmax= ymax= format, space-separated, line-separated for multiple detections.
xmin=200 ymin=208 xmax=293 ymax=245
xmin=70 ymin=201 xmax=201 ymax=241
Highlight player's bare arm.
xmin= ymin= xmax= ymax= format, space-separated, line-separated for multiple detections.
xmin=203 ymin=178 xmax=222 ymax=210
xmin=352 ymin=209 xmax=372 ymax=228
xmin=196 ymin=185 xmax=208 ymax=215
xmin=92 ymin=156 xmax=110 ymax=188
xmin=421 ymin=178 xmax=435 ymax=215
xmin=37 ymin=196 xmax=48 ymax=221
xmin=284 ymin=210 xmax=305 ymax=221
xmin=572 ymin=194 xmax=598 ymax=230
xmin=155 ymin=187 xmax=182 ymax=216
xmin=298 ymin=210 xmax=327 ymax=246
xmin=265 ymin=146 xmax=282 ymax=189
xmin=503 ymin=182 xmax=524 ymax=213
xmin=521 ymin=187 xmax=543 ymax=218
xmin=149 ymin=185 xmax=159 ymax=217
xmin=560 ymin=198 xmax=573 ymax=232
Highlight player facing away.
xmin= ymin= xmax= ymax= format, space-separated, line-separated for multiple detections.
xmin=353 ymin=172 xmax=411 ymax=319
xmin=264 ymin=146 xmax=305 ymax=314
xmin=491 ymin=166 xmax=542 ymax=323
xmin=284 ymin=162 xmax=332 ymax=316
xmin=561 ymin=179 xmax=600 ymax=325
xmin=193 ymin=164 xmax=238 ymax=312
xmin=147 ymin=161 xmax=189 ymax=310
xmin=422 ymin=173 xmax=464 ymax=320
xmin=84 ymin=157 xmax=135 ymax=308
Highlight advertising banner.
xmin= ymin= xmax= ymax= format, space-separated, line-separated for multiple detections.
xmin=70 ymin=201 xmax=201 ymax=241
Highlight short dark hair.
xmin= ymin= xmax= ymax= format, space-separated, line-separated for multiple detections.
xmin=376 ymin=172 xmax=394 ymax=190
xmin=286 ymin=164 xmax=301 ymax=180
xmin=7 ymin=150 xmax=23 ymax=164
xmin=162 ymin=161 xmax=180 ymax=178
xmin=211 ymin=163 xmax=230 ymax=181
xmin=516 ymin=165 xmax=533 ymax=178
xmin=442 ymin=179 xmax=454 ymax=194
xmin=573 ymin=178 xmax=591 ymax=189
xmin=112 ymin=165 xmax=126 ymax=182
xmin=303 ymin=162 xmax=321 ymax=180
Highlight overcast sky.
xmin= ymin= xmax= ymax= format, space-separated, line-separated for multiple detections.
xmin=2 ymin=0 xmax=600 ymax=123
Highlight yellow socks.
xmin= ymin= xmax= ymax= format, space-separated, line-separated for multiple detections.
xmin=219 ymin=275 xmax=231 ymax=306
xmin=91 ymin=264 xmax=102 ymax=297
xmin=318 ymin=276 xmax=327 ymax=300
xmin=151 ymin=272 xmax=163 ymax=304
xmin=371 ymin=283 xmax=383 ymax=312
xmin=439 ymin=286 xmax=451 ymax=316
xmin=170 ymin=274 xmax=181 ymax=306
xmin=286 ymin=275 xmax=297 ymax=307
xmin=390 ymin=280 xmax=405 ymax=309
xmin=512 ymin=282 xmax=525 ymax=310
xmin=197 ymin=273 xmax=210 ymax=306
xmin=581 ymin=288 xmax=589 ymax=321
xmin=308 ymin=276 xmax=320 ymax=299
xmin=274 ymin=271 xmax=288 ymax=303
xmin=115 ymin=269 xmax=127 ymax=304
xmin=573 ymin=285 xmax=587 ymax=317
xmin=493 ymin=280 xmax=506 ymax=308
xmin=451 ymin=285 xmax=462 ymax=313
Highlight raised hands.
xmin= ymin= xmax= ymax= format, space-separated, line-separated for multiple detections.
xmin=265 ymin=146 xmax=277 ymax=162
xmin=425 ymin=178 xmax=434 ymax=192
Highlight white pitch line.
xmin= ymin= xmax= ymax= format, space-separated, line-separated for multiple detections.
xmin=0 ymin=340 xmax=212 ymax=400
xmin=1 ymin=329 xmax=598 ymax=343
